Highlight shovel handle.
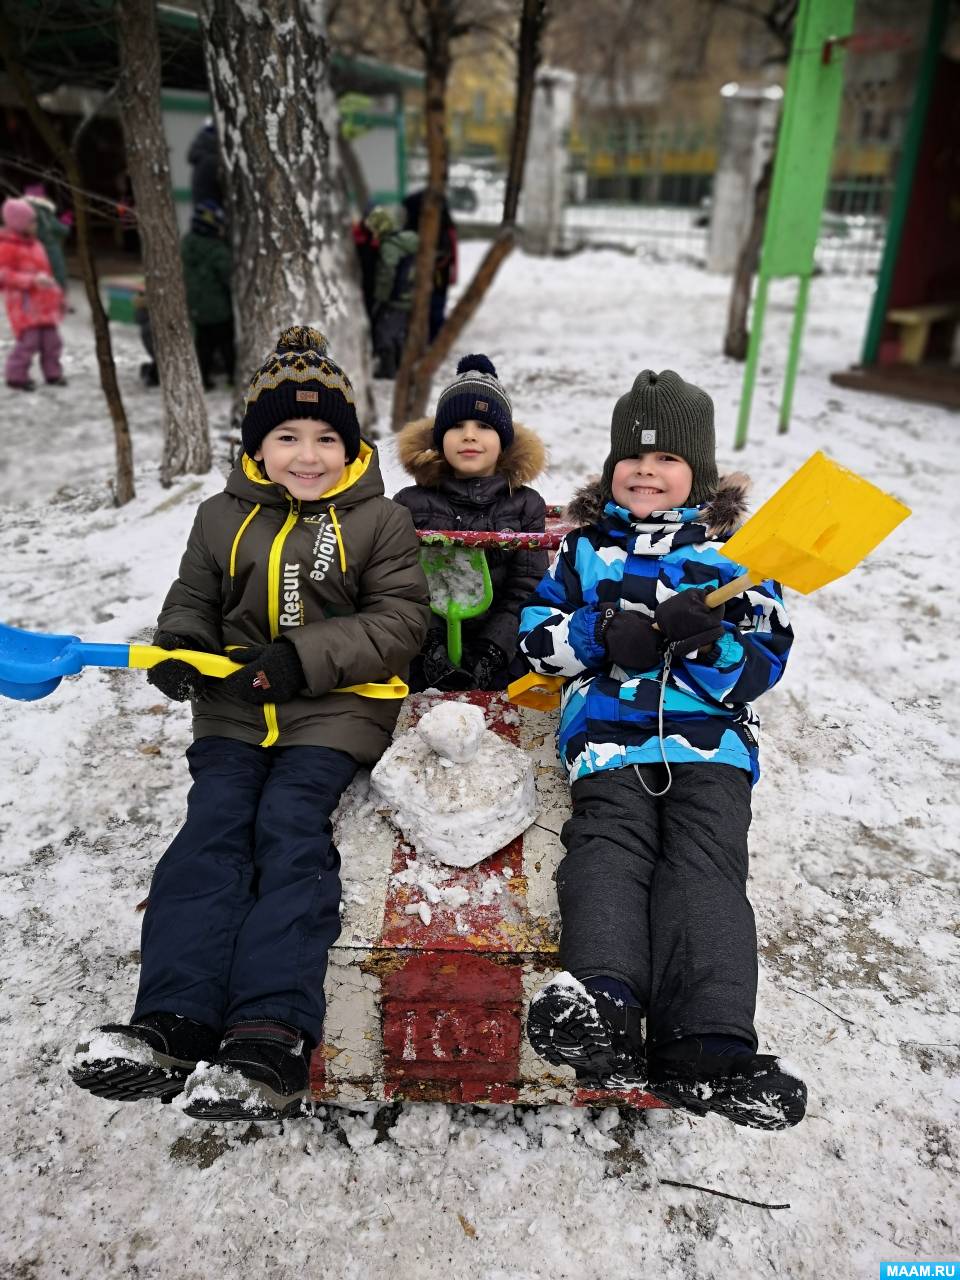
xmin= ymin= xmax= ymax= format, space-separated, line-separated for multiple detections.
xmin=651 ymin=573 xmax=759 ymax=635
xmin=704 ymin=572 xmax=757 ymax=609
xmin=128 ymin=645 xmax=243 ymax=678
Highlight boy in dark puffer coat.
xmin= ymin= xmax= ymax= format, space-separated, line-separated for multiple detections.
xmin=69 ymin=326 xmax=430 ymax=1122
xmin=395 ymin=354 xmax=548 ymax=692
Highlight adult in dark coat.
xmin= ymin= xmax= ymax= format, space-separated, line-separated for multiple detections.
xmin=187 ymin=121 xmax=224 ymax=207
xmin=402 ymin=188 xmax=458 ymax=343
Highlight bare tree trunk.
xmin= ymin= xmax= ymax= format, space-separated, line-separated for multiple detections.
xmin=399 ymin=0 xmax=549 ymax=424
xmin=0 ymin=16 xmax=135 ymax=505
xmin=391 ymin=0 xmax=452 ymax=432
xmin=723 ymin=150 xmax=773 ymax=361
xmin=116 ymin=0 xmax=211 ymax=483
xmin=199 ymin=0 xmax=373 ymax=429
xmin=502 ymin=0 xmax=545 ymax=224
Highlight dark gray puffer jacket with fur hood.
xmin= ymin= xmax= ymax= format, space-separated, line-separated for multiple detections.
xmin=393 ymin=416 xmax=548 ymax=655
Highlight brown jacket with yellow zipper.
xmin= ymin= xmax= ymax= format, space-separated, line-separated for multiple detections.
xmin=155 ymin=442 xmax=431 ymax=764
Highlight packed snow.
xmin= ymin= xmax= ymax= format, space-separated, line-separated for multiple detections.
xmin=371 ymin=701 xmax=537 ymax=866
xmin=0 ymin=241 xmax=957 ymax=1279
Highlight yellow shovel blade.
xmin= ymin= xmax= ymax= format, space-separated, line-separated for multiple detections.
xmin=507 ymin=670 xmax=565 ymax=712
xmin=719 ymin=452 xmax=911 ymax=594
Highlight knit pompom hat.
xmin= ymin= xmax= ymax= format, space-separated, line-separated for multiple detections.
xmin=601 ymin=369 xmax=718 ymax=508
xmin=241 ymin=326 xmax=361 ymax=463
xmin=2 ymin=198 xmax=36 ymax=235
xmin=433 ymin=354 xmax=514 ymax=450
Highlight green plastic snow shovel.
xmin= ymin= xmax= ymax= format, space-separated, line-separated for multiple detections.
xmin=419 ymin=544 xmax=494 ymax=666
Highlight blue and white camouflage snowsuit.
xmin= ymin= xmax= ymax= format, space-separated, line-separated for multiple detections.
xmin=518 ymin=478 xmax=793 ymax=785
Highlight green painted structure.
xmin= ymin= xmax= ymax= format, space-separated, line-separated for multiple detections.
xmin=735 ymin=0 xmax=856 ymax=448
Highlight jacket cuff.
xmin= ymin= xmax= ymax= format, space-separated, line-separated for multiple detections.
xmin=569 ymin=604 xmax=608 ymax=667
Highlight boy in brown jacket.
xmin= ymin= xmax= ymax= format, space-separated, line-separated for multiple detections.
xmin=71 ymin=327 xmax=430 ymax=1120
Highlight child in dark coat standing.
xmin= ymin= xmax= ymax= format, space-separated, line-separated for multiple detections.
xmin=395 ymin=355 xmax=548 ymax=692
xmin=180 ymin=199 xmax=235 ymax=389
xmin=366 ymin=205 xmax=418 ymax=380
xmin=519 ymin=369 xmax=806 ymax=1130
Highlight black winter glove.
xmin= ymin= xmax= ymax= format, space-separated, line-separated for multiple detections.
xmin=146 ymin=631 xmax=209 ymax=702
xmin=654 ymin=589 xmax=724 ymax=657
xmin=465 ymin=638 xmax=508 ymax=690
xmin=220 ymin=637 xmax=306 ymax=705
xmin=598 ymin=606 xmax=663 ymax=671
xmin=420 ymin=628 xmax=474 ymax=692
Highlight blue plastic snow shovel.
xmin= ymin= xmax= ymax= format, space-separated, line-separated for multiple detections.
xmin=0 ymin=620 xmax=242 ymax=702
xmin=0 ymin=620 xmax=410 ymax=703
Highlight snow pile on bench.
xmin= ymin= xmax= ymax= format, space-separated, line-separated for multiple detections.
xmin=370 ymin=701 xmax=537 ymax=867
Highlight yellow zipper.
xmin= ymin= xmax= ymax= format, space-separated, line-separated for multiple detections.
xmin=259 ymin=499 xmax=300 ymax=747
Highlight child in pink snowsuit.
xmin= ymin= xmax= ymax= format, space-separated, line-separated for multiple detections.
xmin=0 ymin=197 xmax=65 ymax=391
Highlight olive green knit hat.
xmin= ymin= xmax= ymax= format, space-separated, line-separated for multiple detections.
xmin=600 ymin=369 xmax=718 ymax=508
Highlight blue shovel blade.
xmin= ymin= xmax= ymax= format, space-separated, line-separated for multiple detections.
xmin=0 ymin=675 xmax=63 ymax=701
xmin=0 ymin=621 xmax=131 ymax=701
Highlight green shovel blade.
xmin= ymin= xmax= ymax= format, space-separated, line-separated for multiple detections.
xmin=420 ymin=545 xmax=494 ymax=666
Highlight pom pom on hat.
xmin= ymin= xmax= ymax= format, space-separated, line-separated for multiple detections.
xmin=456 ymin=354 xmax=497 ymax=378
xmin=275 ymin=325 xmax=329 ymax=355
xmin=433 ymin=352 xmax=513 ymax=452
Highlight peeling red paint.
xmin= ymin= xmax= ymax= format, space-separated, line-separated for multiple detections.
xmin=382 ymin=952 xmax=522 ymax=1100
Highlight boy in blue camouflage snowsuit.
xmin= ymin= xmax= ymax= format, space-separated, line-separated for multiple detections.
xmin=519 ymin=369 xmax=806 ymax=1130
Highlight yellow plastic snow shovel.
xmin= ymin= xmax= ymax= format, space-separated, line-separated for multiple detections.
xmin=509 ymin=452 xmax=910 ymax=711
xmin=709 ymin=450 xmax=911 ymax=604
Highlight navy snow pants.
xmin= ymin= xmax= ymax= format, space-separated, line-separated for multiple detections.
xmin=134 ymin=737 xmax=358 ymax=1045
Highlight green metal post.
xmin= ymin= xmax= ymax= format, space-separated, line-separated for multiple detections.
xmin=732 ymin=0 xmax=853 ymax=446
xmin=860 ymin=0 xmax=948 ymax=366
xmin=395 ymin=91 xmax=407 ymax=200
xmin=734 ymin=273 xmax=770 ymax=450
xmin=778 ymin=273 xmax=811 ymax=433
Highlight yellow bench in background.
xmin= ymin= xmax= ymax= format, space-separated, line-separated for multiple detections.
xmin=887 ymin=302 xmax=960 ymax=365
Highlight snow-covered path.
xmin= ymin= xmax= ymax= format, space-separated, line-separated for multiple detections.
xmin=0 ymin=246 xmax=956 ymax=1279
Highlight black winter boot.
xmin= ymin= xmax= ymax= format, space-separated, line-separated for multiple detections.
xmin=526 ymin=972 xmax=645 ymax=1088
xmin=648 ymin=1043 xmax=807 ymax=1130
xmin=182 ymin=1020 xmax=313 ymax=1121
xmin=69 ymin=1012 xmax=221 ymax=1103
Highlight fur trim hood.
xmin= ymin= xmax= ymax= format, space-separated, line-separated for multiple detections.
xmin=397 ymin=416 xmax=547 ymax=489
xmin=566 ymin=471 xmax=751 ymax=538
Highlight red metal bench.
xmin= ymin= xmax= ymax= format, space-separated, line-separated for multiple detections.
xmin=312 ymin=519 xmax=663 ymax=1109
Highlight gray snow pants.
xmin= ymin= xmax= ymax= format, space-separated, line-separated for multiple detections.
xmin=557 ymin=763 xmax=758 ymax=1051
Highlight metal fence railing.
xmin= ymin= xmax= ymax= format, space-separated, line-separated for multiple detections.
xmin=409 ymin=130 xmax=897 ymax=276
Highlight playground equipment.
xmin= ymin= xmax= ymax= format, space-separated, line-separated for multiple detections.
xmin=735 ymin=0 xmax=855 ymax=446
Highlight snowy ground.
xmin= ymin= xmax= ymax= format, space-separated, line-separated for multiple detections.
xmin=0 ymin=244 xmax=957 ymax=1279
